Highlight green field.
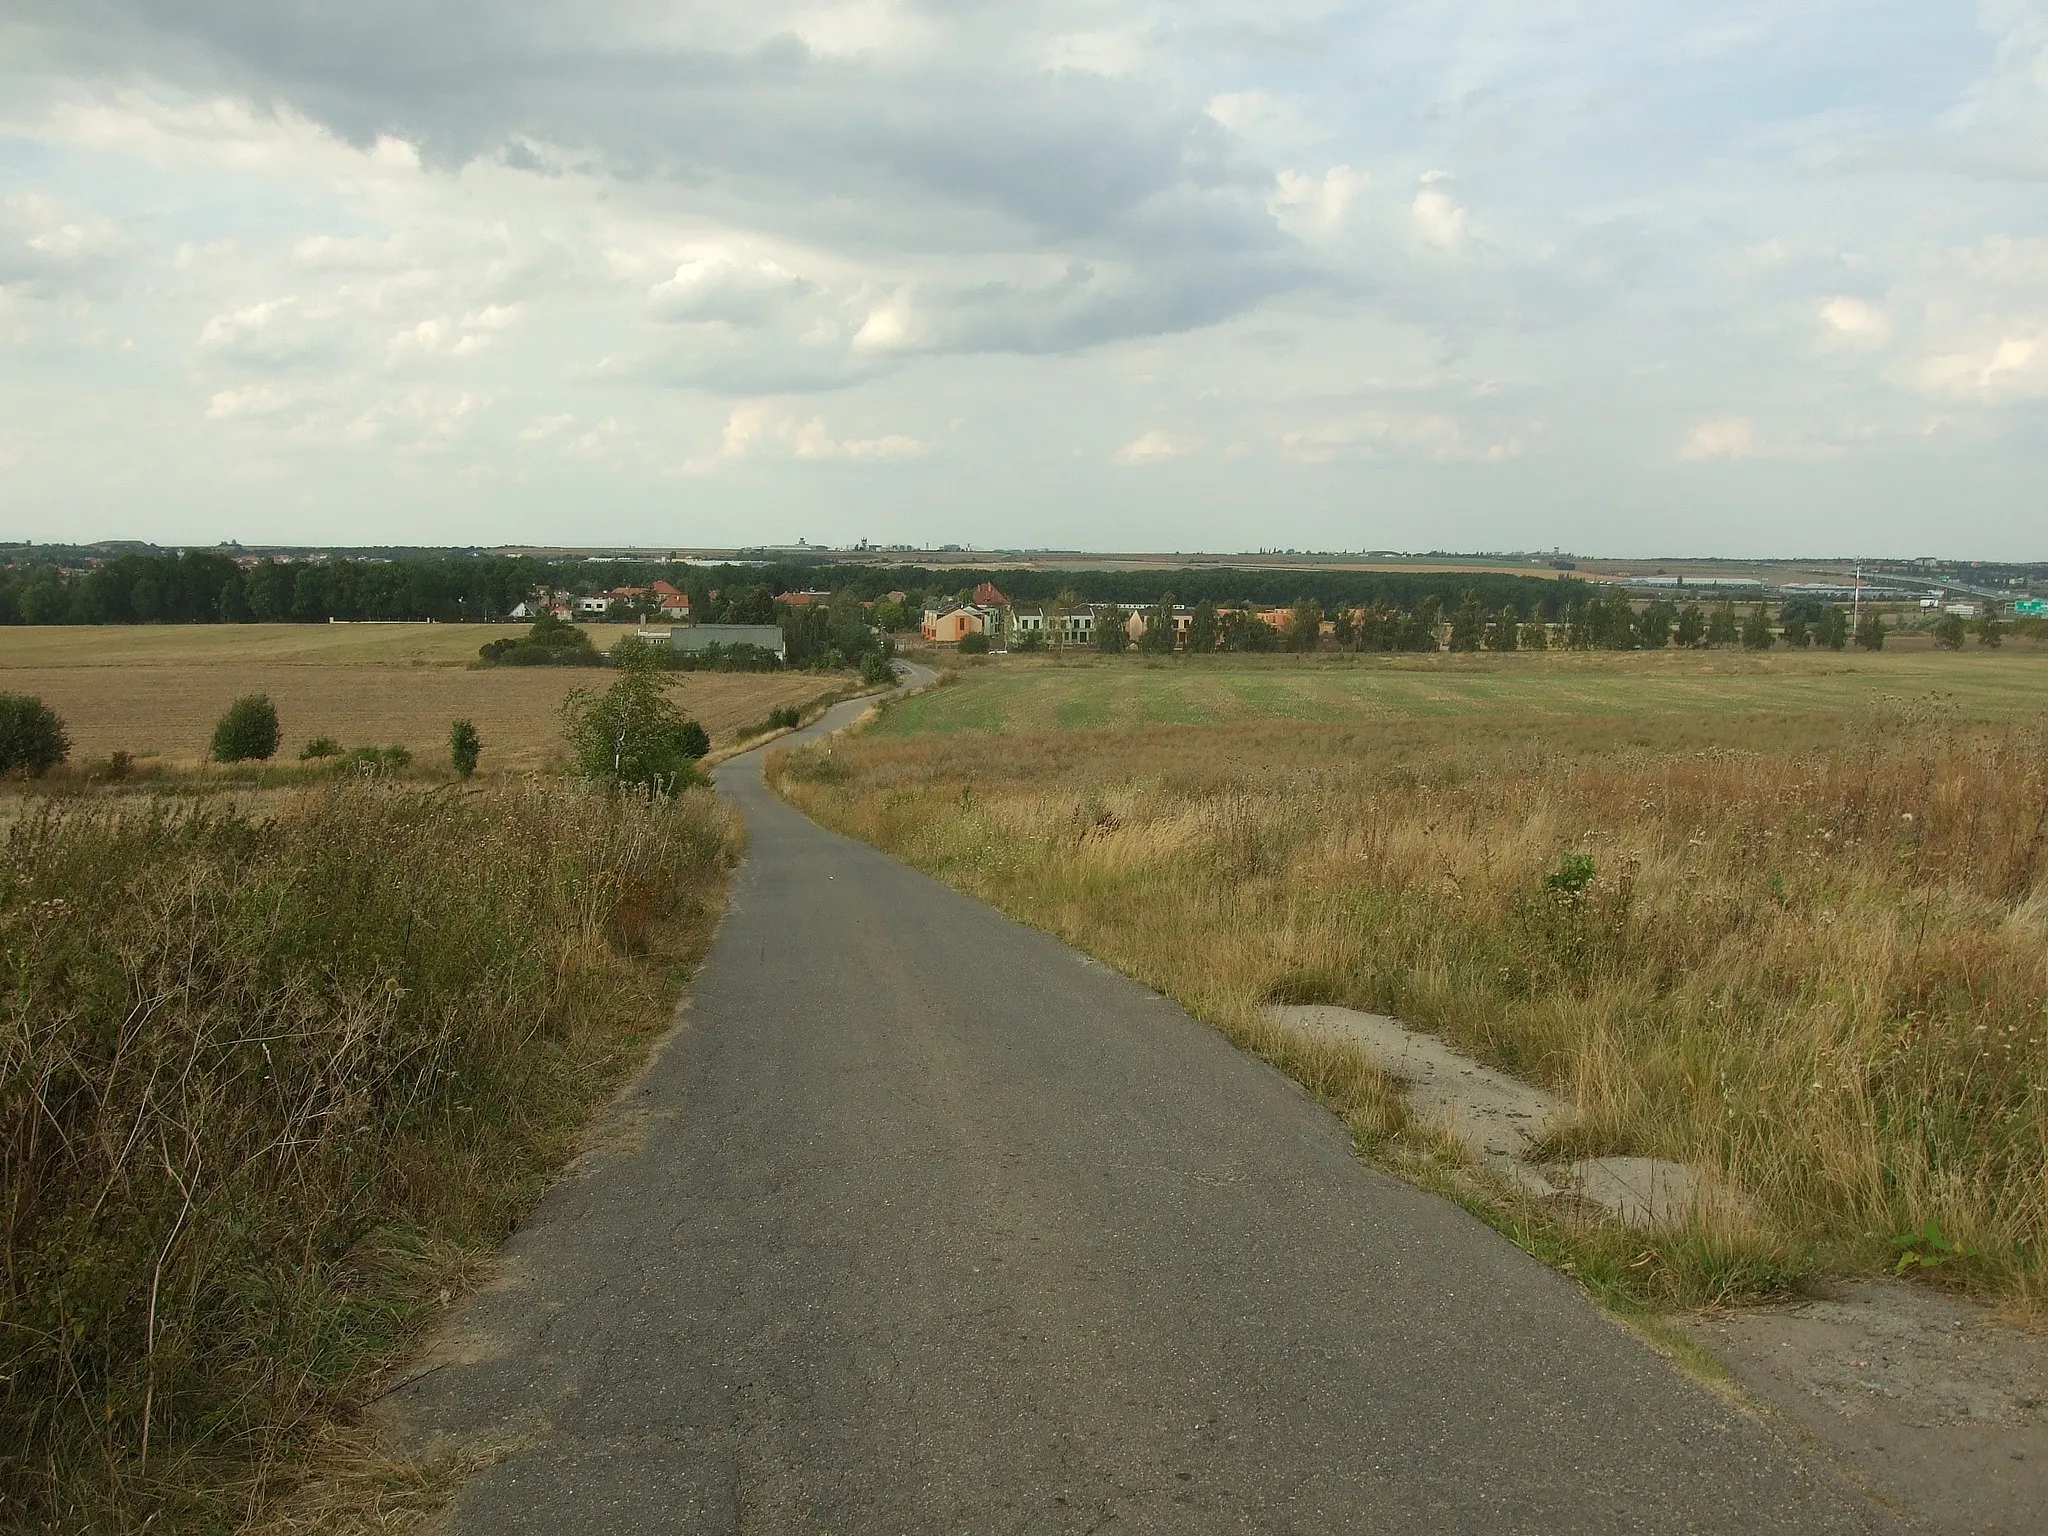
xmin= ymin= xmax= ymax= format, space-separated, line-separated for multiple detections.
xmin=883 ymin=649 xmax=2048 ymax=735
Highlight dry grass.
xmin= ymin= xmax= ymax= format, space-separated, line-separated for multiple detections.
xmin=1 ymin=778 xmax=739 ymax=1532
xmin=0 ymin=624 xmax=839 ymax=770
xmin=775 ymin=664 xmax=2048 ymax=1310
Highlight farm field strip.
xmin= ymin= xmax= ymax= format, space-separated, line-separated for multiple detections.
xmin=0 ymin=624 xmax=837 ymax=769
xmin=882 ymin=651 xmax=2048 ymax=735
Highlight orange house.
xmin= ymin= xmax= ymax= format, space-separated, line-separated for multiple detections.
xmin=922 ymin=606 xmax=987 ymax=644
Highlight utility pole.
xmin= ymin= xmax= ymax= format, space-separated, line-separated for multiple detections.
xmin=1852 ymin=564 xmax=1862 ymax=629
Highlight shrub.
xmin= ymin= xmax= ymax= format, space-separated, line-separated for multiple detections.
xmin=1855 ymin=612 xmax=1887 ymax=650
xmin=1933 ymin=613 xmax=1967 ymax=650
xmin=562 ymin=651 xmax=711 ymax=794
xmin=1015 ymin=630 xmax=1045 ymax=653
xmin=340 ymin=744 xmax=412 ymax=776
xmin=477 ymin=614 xmax=601 ymax=667
xmin=861 ymin=651 xmax=897 ymax=684
xmin=0 ymin=692 xmax=70 ymax=777
xmin=450 ymin=718 xmax=481 ymax=778
xmin=958 ymin=632 xmax=991 ymax=655
xmin=300 ymin=735 xmax=343 ymax=760
xmin=769 ymin=705 xmax=802 ymax=731
xmin=210 ymin=693 xmax=280 ymax=762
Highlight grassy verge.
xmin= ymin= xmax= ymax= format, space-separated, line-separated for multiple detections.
xmin=771 ymin=657 xmax=2048 ymax=1313
xmin=1 ymin=779 xmax=738 ymax=1531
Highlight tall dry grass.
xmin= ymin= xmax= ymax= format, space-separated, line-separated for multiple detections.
xmin=1 ymin=779 xmax=736 ymax=1531
xmin=776 ymin=705 xmax=2048 ymax=1305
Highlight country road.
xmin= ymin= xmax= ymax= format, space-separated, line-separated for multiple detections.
xmin=389 ymin=666 xmax=1868 ymax=1533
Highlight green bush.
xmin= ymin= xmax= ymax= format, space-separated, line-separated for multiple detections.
xmin=450 ymin=718 xmax=481 ymax=778
xmin=861 ymin=651 xmax=897 ymax=684
xmin=338 ymin=744 xmax=412 ymax=776
xmin=1934 ymin=613 xmax=1967 ymax=650
xmin=210 ymin=693 xmax=280 ymax=762
xmin=957 ymin=632 xmax=991 ymax=655
xmin=769 ymin=705 xmax=802 ymax=731
xmin=562 ymin=653 xmax=711 ymax=794
xmin=477 ymin=614 xmax=602 ymax=667
xmin=0 ymin=692 xmax=70 ymax=777
xmin=300 ymin=735 xmax=342 ymax=760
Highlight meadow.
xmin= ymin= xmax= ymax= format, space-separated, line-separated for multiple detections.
xmin=778 ymin=648 xmax=2048 ymax=1310
xmin=0 ymin=624 xmax=837 ymax=771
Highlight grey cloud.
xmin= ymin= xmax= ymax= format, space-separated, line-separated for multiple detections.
xmin=13 ymin=2 xmax=1286 ymax=260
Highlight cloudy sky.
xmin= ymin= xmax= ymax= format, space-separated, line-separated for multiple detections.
xmin=2 ymin=3 xmax=2044 ymax=556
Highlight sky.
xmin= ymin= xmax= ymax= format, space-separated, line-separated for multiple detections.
xmin=2 ymin=2 xmax=2045 ymax=557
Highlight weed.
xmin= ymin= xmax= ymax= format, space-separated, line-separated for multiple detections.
xmin=0 ymin=778 xmax=738 ymax=1530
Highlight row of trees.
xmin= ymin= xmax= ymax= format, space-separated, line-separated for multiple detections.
xmin=0 ymin=549 xmax=1579 ymax=627
xmin=1034 ymin=590 xmax=1907 ymax=655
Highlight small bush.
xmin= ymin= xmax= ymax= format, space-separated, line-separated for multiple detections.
xmin=0 ymin=692 xmax=70 ymax=777
xmin=769 ymin=705 xmax=802 ymax=731
xmin=1544 ymin=851 xmax=1597 ymax=903
xmin=958 ymin=632 xmax=991 ymax=655
xmin=341 ymin=744 xmax=412 ymax=776
xmin=300 ymin=735 xmax=343 ymax=760
xmin=861 ymin=651 xmax=897 ymax=684
xmin=103 ymin=750 xmax=133 ymax=782
xmin=211 ymin=694 xmax=280 ymax=763
xmin=450 ymin=718 xmax=481 ymax=778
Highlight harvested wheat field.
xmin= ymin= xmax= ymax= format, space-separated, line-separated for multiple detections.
xmin=0 ymin=624 xmax=843 ymax=770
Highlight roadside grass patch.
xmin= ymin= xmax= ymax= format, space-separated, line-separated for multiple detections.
xmin=775 ymin=656 xmax=2048 ymax=1314
xmin=0 ymin=779 xmax=738 ymax=1531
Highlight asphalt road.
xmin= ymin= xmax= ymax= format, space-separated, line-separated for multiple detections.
xmin=389 ymin=668 xmax=1867 ymax=1533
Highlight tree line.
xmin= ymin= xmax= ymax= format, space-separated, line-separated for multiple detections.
xmin=0 ymin=549 xmax=1583 ymax=626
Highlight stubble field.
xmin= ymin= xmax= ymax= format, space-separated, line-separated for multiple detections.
xmin=780 ymin=648 xmax=2048 ymax=1309
xmin=0 ymin=624 xmax=839 ymax=771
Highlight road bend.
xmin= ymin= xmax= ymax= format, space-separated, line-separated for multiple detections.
xmin=388 ymin=667 xmax=1867 ymax=1534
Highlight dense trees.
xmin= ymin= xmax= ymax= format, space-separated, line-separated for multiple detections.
xmin=0 ymin=550 xmax=1583 ymax=628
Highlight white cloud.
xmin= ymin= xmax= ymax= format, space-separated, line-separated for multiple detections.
xmin=686 ymin=401 xmax=929 ymax=472
xmin=1820 ymin=296 xmax=1889 ymax=343
xmin=1680 ymin=417 xmax=1759 ymax=461
xmin=520 ymin=412 xmax=574 ymax=441
xmin=1209 ymin=91 xmax=1326 ymax=148
xmin=647 ymin=255 xmax=813 ymax=327
xmin=1917 ymin=334 xmax=2048 ymax=401
xmin=1114 ymin=429 xmax=1195 ymax=464
xmin=1280 ymin=411 xmax=1521 ymax=464
xmin=205 ymin=383 xmax=296 ymax=420
xmin=1410 ymin=173 xmax=1467 ymax=249
xmin=1271 ymin=165 xmax=1367 ymax=240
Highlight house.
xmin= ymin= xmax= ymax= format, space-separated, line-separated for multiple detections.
xmin=651 ymin=580 xmax=691 ymax=620
xmin=775 ymin=590 xmax=834 ymax=608
xmin=652 ymin=624 xmax=786 ymax=661
xmin=574 ymin=595 xmax=613 ymax=617
xmin=508 ymin=599 xmax=539 ymax=620
xmin=922 ymin=603 xmax=990 ymax=644
xmin=1009 ymin=604 xmax=1094 ymax=645
xmin=972 ymin=581 xmax=1010 ymax=608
